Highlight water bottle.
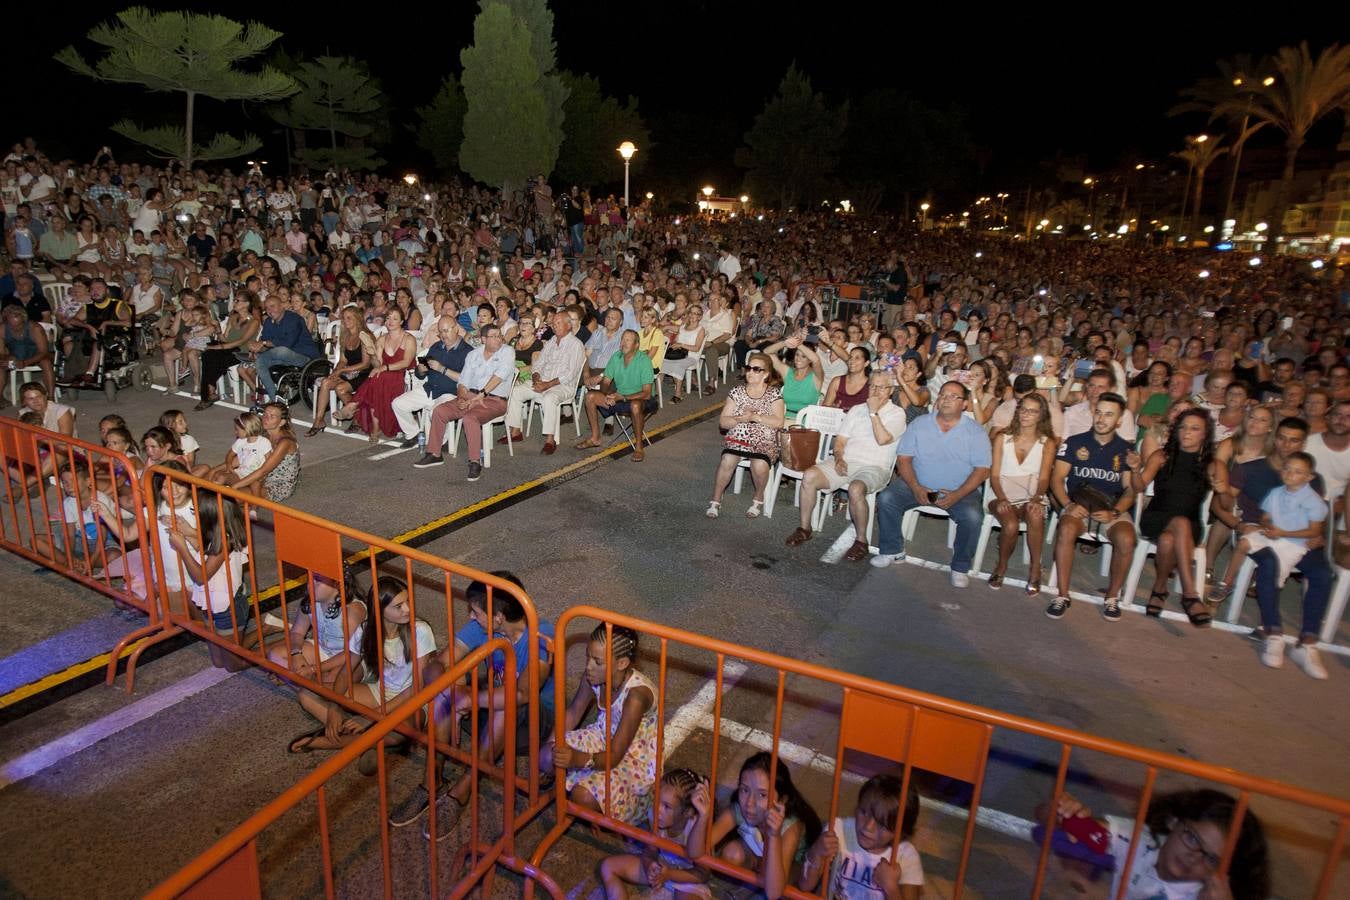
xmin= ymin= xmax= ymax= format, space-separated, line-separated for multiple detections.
xmin=417 ymin=432 xmax=427 ymax=454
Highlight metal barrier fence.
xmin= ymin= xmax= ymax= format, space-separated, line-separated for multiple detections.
xmin=133 ymin=465 xmax=552 ymax=815
xmin=146 ymin=637 xmax=561 ymax=899
xmin=530 ymin=606 xmax=1350 ymax=899
xmin=0 ymin=417 xmax=161 ymax=671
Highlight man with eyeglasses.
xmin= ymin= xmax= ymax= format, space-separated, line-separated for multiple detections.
xmin=870 ymin=381 xmax=992 ymax=587
xmin=787 ymin=372 xmax=905 ymax=559
xmin=417 ymin=325 xmax=516 ymax=482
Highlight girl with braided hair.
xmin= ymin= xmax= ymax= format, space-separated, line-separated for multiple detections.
xmin=599 ymin=767 xmax=713 ymax=897
xmin=545 ymin=624 xmax=658 ymax=826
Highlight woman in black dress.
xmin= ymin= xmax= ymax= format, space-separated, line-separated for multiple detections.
xmin=1130 ymin=409 xmax=1216 ymax=626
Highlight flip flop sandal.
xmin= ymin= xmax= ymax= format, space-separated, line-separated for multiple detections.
xmin=287 ymin=728 xmax=326 ymax=754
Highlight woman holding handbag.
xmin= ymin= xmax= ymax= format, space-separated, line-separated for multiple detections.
xmin=986 ymin=394 xmax=1056 ymax=592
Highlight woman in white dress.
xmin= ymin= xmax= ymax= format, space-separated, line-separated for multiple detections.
xmin=986 ymin=392 xmax=1056 ymax=593
xmin=660 ymin=304 xmax=705 ymax=402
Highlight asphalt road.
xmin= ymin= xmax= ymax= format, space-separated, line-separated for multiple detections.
xmin=1 ymin=383 xmax=1347 ymax=898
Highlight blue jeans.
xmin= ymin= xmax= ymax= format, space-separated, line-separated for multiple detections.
xmin=875 ymin=479 xmax=984 ymax=574
xmin=255 ymin=346 xmax=312 ymax=396
xmin=1253 ymin=546 xmax=1331 ymax=637
xmin=570 ymin=222 xmax=585 ymax=255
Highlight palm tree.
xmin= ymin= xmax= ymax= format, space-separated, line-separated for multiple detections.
xmin=1173 ymin=138 xmax=1227 ymax=235
xmin=1171 ymin=54 xmax=1275 ymax=227
xmin=1213 ymin=42 xmax=1350 ymax=239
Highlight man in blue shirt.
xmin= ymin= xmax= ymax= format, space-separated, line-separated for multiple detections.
xmin=1048 ymin=392 xmax=1138 ymax=621
xmin=391 ymin=317 xmax=471 ymax=447
xmin=243 ymin=295 xmax=321 ymax=398
xmin=870 ymin=381 xmax=992 ymax=587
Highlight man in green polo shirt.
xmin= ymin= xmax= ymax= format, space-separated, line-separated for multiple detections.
xmin=37 ymin=214 xmax=78 ymax=274
xmin=575 ymin=328 xmax=656 ymax=460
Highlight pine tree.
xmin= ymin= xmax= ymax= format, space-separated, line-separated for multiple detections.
xmin=735 ymin=65 xmax=846 ymax=210
xmin=272 ymin=56 xmax=385 ymax=172
xmin=458 ymin=0 xmax=568 ymax=192
xmin=56 ymin=7 xmax=296 ymax=168
xmin=416 ymin=76 xmax=468 ymax=173
xmin=555 ymin=73 xmax=651 ymax=188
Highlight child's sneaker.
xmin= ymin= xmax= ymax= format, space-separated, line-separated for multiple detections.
xmin=1290 ymin=643 xmax=1329 ymax=680
xmin=1260 ymin=634 xmax=1285 ymax=669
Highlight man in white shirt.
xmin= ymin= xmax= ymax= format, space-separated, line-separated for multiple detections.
xmin=1063 ymin=369 xmax=1137 ymax=442
xmin=327 ymin=221 xmax=353 ymax=251
xmin=1307 ymin=401 xmax=1350 ymax=523
xmin=786 ymin=372 xmax=906 ymax=561
xmin=503 ymin=310 xmax=586 ymax=454
xmin=717 ymin=245 xmax=741 ymax=280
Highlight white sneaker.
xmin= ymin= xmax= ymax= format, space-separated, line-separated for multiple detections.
xmin=950 ymin=571 xmax=969 ymax=588
xmin=1290 ymin=643 xmax=1329 ymax=680
xmin=869 ymin=551 xmax=906 ymax=568
xmin=1260 ymin=635 xmax=1285 ymax=669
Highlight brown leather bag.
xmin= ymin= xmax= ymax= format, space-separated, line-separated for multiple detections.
xmin=779 ymin=426 xmax=821 ymax=471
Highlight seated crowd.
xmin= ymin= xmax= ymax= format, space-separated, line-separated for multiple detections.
xmin=2 ymin=138 xmax=1321 ymax=895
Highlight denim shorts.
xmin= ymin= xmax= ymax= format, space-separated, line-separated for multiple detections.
xmin=205 ymin=586 xmax=255 ymax=635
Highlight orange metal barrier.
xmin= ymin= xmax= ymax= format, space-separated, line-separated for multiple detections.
xmin=133 ymin=465 xmax=551 ymax=816
xmin=530 ymin=606 xmax=1350 ymax=898
xmin=147 ymin=637 xmax=561 ymax=899
xmin=0 ymin=417 xmax=161 ymax=664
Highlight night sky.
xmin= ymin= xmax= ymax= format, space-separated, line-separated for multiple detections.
xmin=11 ymin=4 xmax=1341 ymax=201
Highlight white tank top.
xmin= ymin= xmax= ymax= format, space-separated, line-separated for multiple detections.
xmin=998 ymin=434 xmax=1047 ymax=501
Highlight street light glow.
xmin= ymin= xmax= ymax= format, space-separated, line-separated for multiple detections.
xmin=617 ymin=141 xmax=637 ymax=160
xmin=1312 ymin=259 xmax=1325 ymax=270
xmin=1195 ymin=134 xmax=1209 ymax=143
xmin=645 ymin=191 xmax=654 ymax=200
xmin=739 ymin=194 xmax=749 ymax=203
xmin=1255 ymin=222 xmax=1269 ymax=232
xmin=920 ymin=202 xmax=930 ymax=211
xmin=1249 ymin=256 xmax=1262 ymax=266
xmin=701 ymin=185 xmax=714 ymax=198
xmin=403 ymin=174 xmax=417 ymax=185
xmin=1262 ymin=76 xmax=1275 ymax=86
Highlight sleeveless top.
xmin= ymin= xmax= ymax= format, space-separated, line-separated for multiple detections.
xmin=833 ymin=375 xmax=868 ymax=412
xmin=1147 ymin=449 xmax=1208 ymax=523
xmin=264 ymin=447 xmax=300 ymax=502
xmin=4 ymin=321 xmax=38 ymax=360
xmin=997 ymin=434 xmax=1049 ymax=502
xmin=781 ymin=367 xmax=820 ymax=417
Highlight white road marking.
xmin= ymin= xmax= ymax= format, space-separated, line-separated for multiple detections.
xmin=697 ymin=713 xmax=1036 ymax=842
xmin=368 ymin=444 xmax=416 ymax=461
xmin=0 ymin=666 xmax=236 ymax=790
xmin=819 ymin=525 xmax=858 ymax=564
xmin=661 ymin=659 xmax=749 ymax=758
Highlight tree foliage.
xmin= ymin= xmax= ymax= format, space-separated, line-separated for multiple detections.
xmin=840 ymin=89 xmax=975 ymax=211
xmin=554 ymin=73 xmax=651 ymax=188
xmin=56 ymin=7 xmax=295 ymax=167
xmin=271 ymin=55 xmax=385 ymax=172
xmin=459 ymin=0 xmax=568 ymax=191
xmin=416 ymin=76 xmax=468 ymax=173
xmin=735 ymin=65 xmax=846 ymax=210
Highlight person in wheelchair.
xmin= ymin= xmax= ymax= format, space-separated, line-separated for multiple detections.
xmin=57 ymin=278 xmax=133 ymax=388
xmin=238 ymin=294 xmax=322 ymax=401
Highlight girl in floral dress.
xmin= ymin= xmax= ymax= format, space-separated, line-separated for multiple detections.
xmin=547 ymin=624 xmax=657 ymax=826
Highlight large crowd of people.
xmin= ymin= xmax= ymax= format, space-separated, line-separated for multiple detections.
xmin=2 ymin=137 xmax=1343 ymax=895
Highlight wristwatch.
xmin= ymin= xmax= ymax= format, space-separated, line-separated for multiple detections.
xmin=869 ymin=411 xmax=880 ymax=418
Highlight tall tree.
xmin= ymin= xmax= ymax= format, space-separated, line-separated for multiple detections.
xmin=842 ymin=88 xmax=975 ymax=214
xmin=416 ymin=76 xmax=468 ymax=173
xmin=735 ymin=65 xmax=846 ymax=210
xmin=1171 ymin=54 xmax=1275 ymax=227
xmin=56 ymin=7 xmax=296 ymax=168
xmin=459 ymin=0 xmax=568 ymax=192
xmin=554 ymin=73 xmax=651 ymax=188
xmin=271 ymin=55 xmax=385 ymax=172
xmin=1213 ymin=42 xmax=1350 ymax=239
xmin=1172 ymin=138 xmax=1228 ymax=234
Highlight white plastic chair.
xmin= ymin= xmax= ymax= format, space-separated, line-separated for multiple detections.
xmin=762 ymin=405 xmax=846 ymax=519
xmin=9 ymin=322 xmax=59 ymax=403
xmin=522 ymin=374 xmax=582 ymax=441
xmin=444 ymin=414 xmax=513 ymax=468
xmin=971 ymin=482 xmax=1035 ymax=577
xmin=1221 ymin=557 xmax=1350 ymax=644
xmin=45 ymin=282 xmax=72 ymax=308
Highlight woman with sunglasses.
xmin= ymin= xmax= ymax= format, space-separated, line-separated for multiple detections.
xmin=1054 ymin=789 xmax=1268 ymax=900
xmin=706 ymin=353 xmax=785 ymax=519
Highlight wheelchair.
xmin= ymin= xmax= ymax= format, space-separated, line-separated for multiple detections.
xmin=255 ymin=357 xmax=332 ymax=411
xmin=57 ymin=322 xmax=154 ymax=402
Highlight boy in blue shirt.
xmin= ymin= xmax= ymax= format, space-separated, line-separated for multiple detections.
xmin=388 ymin=570 xmax=555 ymax=836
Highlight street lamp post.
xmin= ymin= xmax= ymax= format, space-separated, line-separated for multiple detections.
xmin=617 ymin=141 xmax=637 ymax=210
xmin=1179 ymin=134 xmax=1208 ymax=225
xmin=1083 ymin=177 xmax=1096 ymax=228
xmin=919 ymin=201 xmax=930 ymax=228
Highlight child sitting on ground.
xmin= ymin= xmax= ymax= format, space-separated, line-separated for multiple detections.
xmin=1209 ymin=451 xmax=1327 ymax=603
xmin=688 ymin=752 xmax=822 ymax=899
xmin=226 ymin=412 xmax=273 ymax=498
xmin=599 ymin=767 xmax=712 ymax=898
xmin=799 ymin=773 xmax=924 ymax=899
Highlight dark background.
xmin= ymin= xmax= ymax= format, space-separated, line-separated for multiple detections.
xmin=10 ymin=4 xmax=1342 ymax=203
